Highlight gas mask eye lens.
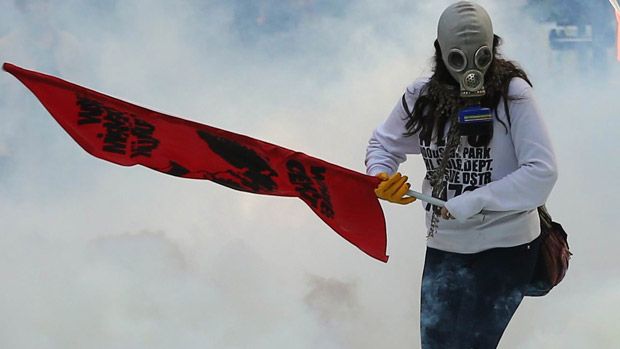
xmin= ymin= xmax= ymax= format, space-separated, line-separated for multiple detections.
xmin=447 ymin=49 xmax=466 ymax=72
xmin=475 ymin=46 xmax=492 ymax=69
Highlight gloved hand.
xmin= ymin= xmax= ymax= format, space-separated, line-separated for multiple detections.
xmin=374 ymin=172 xmax=416 ymax=205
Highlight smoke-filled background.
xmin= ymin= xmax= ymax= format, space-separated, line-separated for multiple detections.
xmin=1 ymin=0 xmax=618 ymax=348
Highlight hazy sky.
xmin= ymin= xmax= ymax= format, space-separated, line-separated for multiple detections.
xmin=1 ymin=0 xmax=619 ymax=348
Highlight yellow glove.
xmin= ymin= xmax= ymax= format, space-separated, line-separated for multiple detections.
xmin=374 ymin=172 xmax=416 ymax=205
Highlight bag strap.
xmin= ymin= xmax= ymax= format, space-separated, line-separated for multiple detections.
xmin=537 ymin=205 xmax=553 ymax=230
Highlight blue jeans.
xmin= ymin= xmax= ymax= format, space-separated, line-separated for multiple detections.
xmin=420 ymin=236 xmax=541 ymax=349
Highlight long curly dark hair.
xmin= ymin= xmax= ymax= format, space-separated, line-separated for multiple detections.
xmin=404 ymin=35 xmax=531 ymax=146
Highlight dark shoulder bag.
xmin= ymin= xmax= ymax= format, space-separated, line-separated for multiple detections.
xmin=525 ymin=205 xmax=572 ymax=297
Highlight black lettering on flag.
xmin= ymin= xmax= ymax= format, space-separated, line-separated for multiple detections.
xmin=130 ymin=118 xmax=159 ymax=158
xmin=101 ymin=109 xmax=130 ymax=154
xmin=76 ymin=95 xmax=104 ymax=125
xmin=287 ymin=160 xmax=321 ymax=207
xmin=286 ymin=160 xmax=335 ymax=218
xmin=76 ymin=94 xmax=160 ymax=157
xmin=311 ymin=166 xmax=335 ymax=217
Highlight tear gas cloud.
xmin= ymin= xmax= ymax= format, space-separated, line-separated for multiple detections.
xmin=1 ymin=0 xmax=618 ymax=348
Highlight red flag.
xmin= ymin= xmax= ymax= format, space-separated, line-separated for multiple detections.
xmin=4 ymin=63 xmax=388 ymax=262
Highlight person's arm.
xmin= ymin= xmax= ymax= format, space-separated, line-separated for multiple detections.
xmin=445 ymin=79 xmax=558 ymax=221
xmin=365 ymin=82 xmax=423 ymax=176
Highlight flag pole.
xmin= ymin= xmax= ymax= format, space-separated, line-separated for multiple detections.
xmin=406 ymin=189 xmax=446 ymax=207
xmin=612 ymin=0 xmax=620 ymax=61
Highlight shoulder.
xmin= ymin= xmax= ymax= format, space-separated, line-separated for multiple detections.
xmin=401 ymin=77 xmax=430 ymax=112
xmin=507 ymin=77 xmax=533 ymax=99
xmin=404 ymin=77 xmax=430 ymax=98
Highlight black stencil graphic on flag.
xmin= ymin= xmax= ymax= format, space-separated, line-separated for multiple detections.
xmin=196 ymin=129 xmax=278 ymax=193
xmin=166 ymin=161 xmax=191 ymax=177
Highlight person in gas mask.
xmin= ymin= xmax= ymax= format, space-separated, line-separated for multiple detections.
xmin=365 ymin=1 xmax=558 ymax=348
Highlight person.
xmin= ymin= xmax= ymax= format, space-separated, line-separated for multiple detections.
xmin=365 ymin=1 xmax=558 ymax=348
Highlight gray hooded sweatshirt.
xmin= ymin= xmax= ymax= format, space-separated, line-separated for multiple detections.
xmin=366 ymin=77 xmax=558 ymax=253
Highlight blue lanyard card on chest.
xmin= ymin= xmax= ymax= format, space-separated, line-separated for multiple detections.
xmin=458 ymin=104 xmax=493 ymax=137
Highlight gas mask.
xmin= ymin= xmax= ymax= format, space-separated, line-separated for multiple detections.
xmin=438 ymin=1 xmax=494 ymax=140
xmin=437 ymin=1 xmax=494 ymax=99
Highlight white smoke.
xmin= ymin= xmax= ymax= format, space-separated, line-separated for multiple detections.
xmin=0 ymin=0 xmax=618 ymax=348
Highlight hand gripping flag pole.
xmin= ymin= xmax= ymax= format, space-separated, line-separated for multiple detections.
xmin=4 ymin=62 xmax=390 ymax=262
